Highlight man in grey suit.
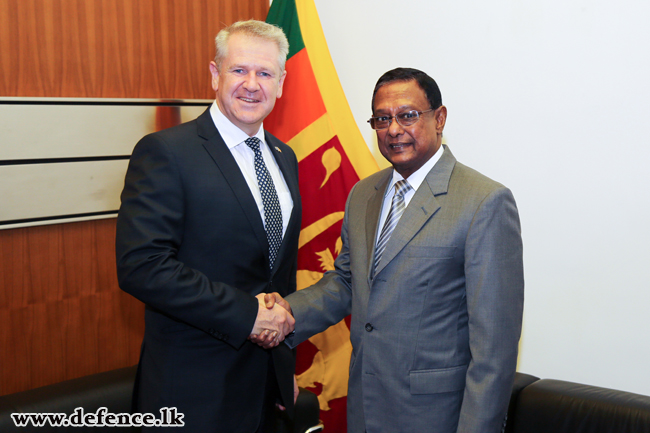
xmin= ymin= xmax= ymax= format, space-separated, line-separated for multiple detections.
xmin=255 ymin=67 xmax=524 ymax=433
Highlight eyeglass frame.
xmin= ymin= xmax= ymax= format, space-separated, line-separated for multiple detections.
xmin=367 ymin=108 xmax=435 ymax=130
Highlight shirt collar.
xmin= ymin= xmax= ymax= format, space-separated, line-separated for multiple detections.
xmin=209 ymin=101 xmax=265 ymax=149
xmin=386 ymin=145 xmax=445 ymax=197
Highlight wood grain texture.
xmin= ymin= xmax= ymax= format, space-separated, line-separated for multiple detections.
xmin=0 ymin=0 xmax=269 ymax=98
xmin=0 ymin=219 xmax=144 ymax=394
xmin=0 ymin=0 xmax=269 ymax=395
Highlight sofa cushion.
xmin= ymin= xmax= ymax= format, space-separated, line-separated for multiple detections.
xmin=512 ymin=378 xmax=650 ymax=433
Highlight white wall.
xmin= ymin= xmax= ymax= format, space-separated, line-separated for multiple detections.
xmin=312 ymin=0 xmax=650 ymax=395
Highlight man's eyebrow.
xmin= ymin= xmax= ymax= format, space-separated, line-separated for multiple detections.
xmin=229 ymin=63 xmax=276 ymax=73
xmin=375 ymin=104 xmax=416 ymax=113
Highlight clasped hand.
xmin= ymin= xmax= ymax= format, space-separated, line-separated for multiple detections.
xmin=249 ymin=292 xmax=293 ymax=349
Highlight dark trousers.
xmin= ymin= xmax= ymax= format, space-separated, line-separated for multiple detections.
xmin=257 ymin=356 xmax=283 ymax=433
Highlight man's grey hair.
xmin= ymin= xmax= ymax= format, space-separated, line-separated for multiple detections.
xmin=214 ymin=20 xmax=289 ymax=71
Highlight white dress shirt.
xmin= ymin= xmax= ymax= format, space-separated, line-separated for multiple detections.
xmin=375 ymin=146 xmax=445 ymax=246
xmin=209 ymin=102 xmax=293 ymax=236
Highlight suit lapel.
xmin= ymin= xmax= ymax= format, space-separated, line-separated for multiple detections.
xmin=366 ymin=170 xmax=392 ymax=281
xmin=197 ymin=110 xmax=270 ymax=259
xmin=373 ymin=146 xmax=457 ymax=277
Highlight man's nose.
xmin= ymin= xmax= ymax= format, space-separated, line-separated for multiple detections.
xmin=387 ymin=116 xmax=404 ymax=136
xmin=243 ymin=72 xmax=260 ymax=91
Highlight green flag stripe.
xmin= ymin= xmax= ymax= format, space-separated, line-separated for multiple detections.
xmin=266 ymin=0 xmax=305 ymax=60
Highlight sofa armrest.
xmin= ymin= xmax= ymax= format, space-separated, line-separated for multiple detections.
xmin=503 ymin=372 xmax=540 ymax=433
xmin=0 ymin=366 xmax=137 ymax=432
xmin=511 ymin=379 xmax=650 ymax=433
xmin=1 ymin=365 xmax=323 ymax=433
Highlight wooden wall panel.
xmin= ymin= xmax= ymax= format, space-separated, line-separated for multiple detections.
xmin=0 ymin=0 xmax=269 ymax=395
xmin=0 ymin=219 xmax=144 ymax=394
xmin=0 ymin=0 xmax=269 ymax=98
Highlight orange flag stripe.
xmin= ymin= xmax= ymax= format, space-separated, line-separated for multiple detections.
xmin=264 ymin=47 xmax=327 ymax=143
xmin=295 ymin=1 xmax=379 ymax=179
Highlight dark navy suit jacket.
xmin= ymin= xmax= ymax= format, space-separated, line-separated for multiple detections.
xmin=116 ymin=108 xmax=302 ymax=432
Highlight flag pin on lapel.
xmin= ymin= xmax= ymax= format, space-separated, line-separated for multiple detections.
xmin=275 ymin=146 xmax=282 ymax=153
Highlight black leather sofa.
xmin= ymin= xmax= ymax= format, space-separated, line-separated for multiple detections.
xmin=0 ymin=365 xmax=322 ymax=432
xmin=2 ymin=368 xmax=649 ymax=432
xmin=505 ymin=372 xmax=650 ymax=433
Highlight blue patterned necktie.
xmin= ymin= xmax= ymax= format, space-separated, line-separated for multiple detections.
xmin=374 ymin=179 xmax=412 ymax=272
xmin=245 ymin=137 xmax=283 ymax=269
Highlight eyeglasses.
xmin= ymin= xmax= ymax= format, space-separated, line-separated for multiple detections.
xmin=367 ymin=109 xmax=434 ymax=130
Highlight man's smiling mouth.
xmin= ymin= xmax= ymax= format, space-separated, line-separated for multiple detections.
xmin=389 ymin=143 xmax=411 ymax=151
xmin=239 ymin=97 xmax=259 ymax=103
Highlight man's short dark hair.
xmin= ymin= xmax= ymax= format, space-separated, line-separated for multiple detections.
xmin=371 ymin=68 xmax=443 ymax=113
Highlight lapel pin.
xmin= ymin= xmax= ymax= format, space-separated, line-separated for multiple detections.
xmin=275 ymin=146 xmax=282 ymax=153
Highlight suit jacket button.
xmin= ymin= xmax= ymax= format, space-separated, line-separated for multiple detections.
xmin=365 ymin=323 xmax=373 ymax=332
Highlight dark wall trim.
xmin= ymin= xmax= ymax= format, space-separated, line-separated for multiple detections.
xmin=0 ymin=97 xmax=211 ymax=107
xmin=0 ymin=155 xmax=132 ymax=166
xmin=0 ymin=211 xmax=118 ymax=227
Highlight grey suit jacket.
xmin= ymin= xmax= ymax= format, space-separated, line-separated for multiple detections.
xmin=286 ymin=146 xmax=524 ymax=433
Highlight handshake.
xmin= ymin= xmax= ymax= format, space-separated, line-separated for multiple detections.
xmin=249 ymin=292 xmax=293 ymax=349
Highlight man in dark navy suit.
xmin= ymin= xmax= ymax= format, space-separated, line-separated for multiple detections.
xmin=116 ymin=20 xmax=301 ymax=432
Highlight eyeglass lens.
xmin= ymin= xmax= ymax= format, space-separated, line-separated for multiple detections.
xmin=371 ymin=110 xmax=421 ymax=130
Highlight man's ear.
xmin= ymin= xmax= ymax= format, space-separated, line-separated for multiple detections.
xmin=276 ymin=69 xmax=287 ymax=99
xmin=209 ymin=61 xmax=219 ymax=92
xmin=436 ymin=105 xmax=447 ymax=133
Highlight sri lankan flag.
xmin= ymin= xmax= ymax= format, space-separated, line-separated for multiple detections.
xmin=265 ymin=0 xmax=379 ymax=431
